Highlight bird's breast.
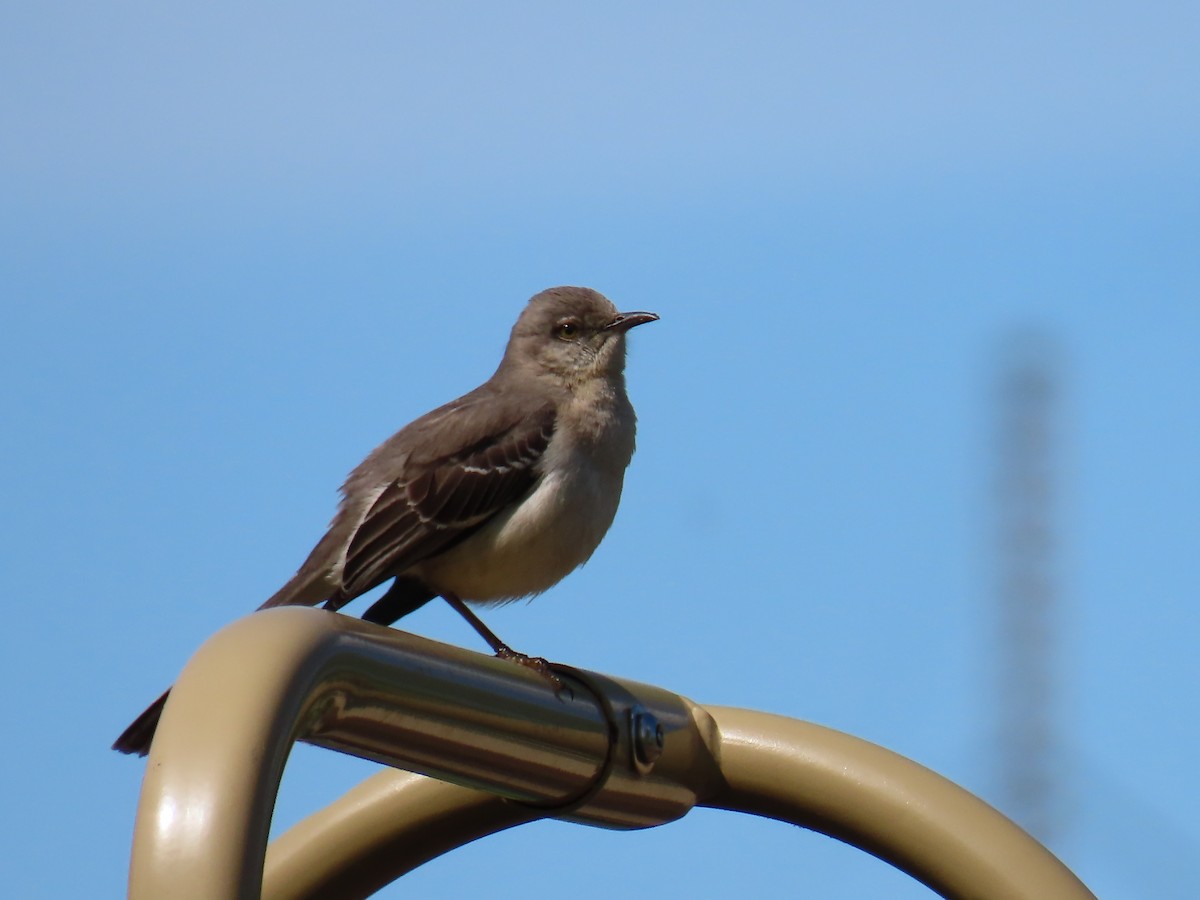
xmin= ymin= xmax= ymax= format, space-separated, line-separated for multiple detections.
xmin=415 ymin=432 xmax=630 ymax=603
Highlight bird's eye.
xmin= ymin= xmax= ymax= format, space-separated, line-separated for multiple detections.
xmin=555 ymin=320 xmax=581 ymax=340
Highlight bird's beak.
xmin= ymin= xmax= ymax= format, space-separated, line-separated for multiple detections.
xmin=606 ymin=311 xmax=660 ymax=333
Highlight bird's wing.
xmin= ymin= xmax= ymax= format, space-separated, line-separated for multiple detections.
xmin=334 ymin=402 xmax=557 ymax=602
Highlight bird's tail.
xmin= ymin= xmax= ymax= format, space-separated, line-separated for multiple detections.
xmin=112 ymin=688 xmax=170 ymax=757
xmin=114 ymin=528 xmax=347 ymax=757
xmin=113 ymin=561 xmax=335 ymax=757
xmin=257 ymin=530 xmax=344 ymax=611
xmin=257 ymin=567 xmax=335 ymax=611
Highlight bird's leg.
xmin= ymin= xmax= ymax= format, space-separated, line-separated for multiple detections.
xmin=441 ymin=593 xmax=566 ymax=693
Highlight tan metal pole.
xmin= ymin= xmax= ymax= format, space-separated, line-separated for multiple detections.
xmin=127 ymin=608 xmax=1096 ymax=899
xmin=260 ymin=709 xmax=1096 ymax=900
xmin=127 ymin=608 xmax=714 ymax=898
xmin=262 ymin=769 xmax=533 ymax=900
xmin=704 ymin=707 xmax=1094 ymax=899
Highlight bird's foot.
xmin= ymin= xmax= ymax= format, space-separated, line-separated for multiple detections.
xmin=439 ymin=594 xmax=572 ymax=698
xmin=494 ymin=645 xmax=571 ymax=698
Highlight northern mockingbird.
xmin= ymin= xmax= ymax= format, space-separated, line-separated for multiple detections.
xmin=113 ymin=286 xmax=657 ymax=756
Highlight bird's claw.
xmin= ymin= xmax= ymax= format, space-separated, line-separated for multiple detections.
xmin=494 ymin=646 xmax=572 ymax=699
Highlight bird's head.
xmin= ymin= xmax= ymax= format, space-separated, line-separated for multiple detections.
xmin=503 ymin=286 xmax=658 ymax=386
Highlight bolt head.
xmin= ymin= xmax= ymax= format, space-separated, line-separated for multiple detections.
xmin=632 ymin=711 xmax=665 ymax=768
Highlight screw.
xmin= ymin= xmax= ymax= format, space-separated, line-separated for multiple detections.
xmin=631 ymin=707 xmax=665 ymax=771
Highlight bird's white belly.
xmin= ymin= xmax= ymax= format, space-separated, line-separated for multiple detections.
xmin=415 ymin=466 xmax=624 ymax=602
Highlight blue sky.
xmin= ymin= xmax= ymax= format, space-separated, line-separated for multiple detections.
xmin=2 ymin=3 xmax=1197 ymax=897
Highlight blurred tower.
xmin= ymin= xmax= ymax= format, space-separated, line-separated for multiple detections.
xmin=993 ymin=332 xmax=1061 ymax=843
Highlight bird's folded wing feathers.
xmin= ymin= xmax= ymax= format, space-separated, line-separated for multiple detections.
xmin=336 ymin=404 xmax=557 ymax=598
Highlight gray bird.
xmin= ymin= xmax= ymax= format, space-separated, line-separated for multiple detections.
xmin=113 ymin=286 xmax=657 ymax=756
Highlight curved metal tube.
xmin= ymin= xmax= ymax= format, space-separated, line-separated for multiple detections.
xmin=127 ymin=608 xmax=1096 ymax=899
xmin=703 ymin=707 xmax=1095 ymax=899
xmin=126 ymin=607 xmax=608 ymax=899
xmin=261 ymin=708 xmax=1096 ymax=900
xmin=263 ymin=770 xmax=535 ymax=900
xmin=128 ymin=608 xmax=710 ymax=898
